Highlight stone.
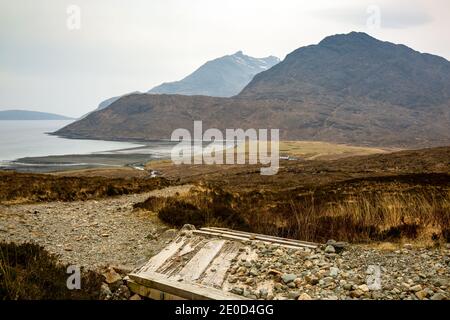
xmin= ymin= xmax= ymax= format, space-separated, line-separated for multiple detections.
xmin=358 ymin=284 xmax=370 ymax=292
xmin=231 ymin=287 xmax=243 ymax=295
xmin=415 ymin=290 xmax=428 ymax=300
xmin=259 ymin=288 xmax=269 ymax=299
xmin=288 ymin=291 xmax=301 ymax=299
xmin=430 ymin=293 xmax=446 ymax=300
xmin=298 ymin=293 xmax=312 ymax=300
xmin=287 ymin=282 xmax=296 ymax=288
xmin=410 ymin=284 xmax=422 ymax=292
xmin=116 ymin=284 xmax=131 ymax=299
xmin=304 ymin=260 xmax=313 ymax=268
xmin=403 ymin=243 xmax=413 ymax=250
xmin=330 ymin=267 xmax=340 ymax=277
xmin=324 ymin=245 xmax=335 ymax=253
xmin=281 ymin=273 xmax=297 ymax=284
xmin=181 ymin=224 xmax=195 ymax=231
xmin=103 ymin=268 xmax=122 ymax=284
xmin=350 ymin=289 xmax=364 ymax=298
xmin=99 ymin=283 xmax=112 ymax=300
xmin=129 ymin=294 xmax=142 ymax=300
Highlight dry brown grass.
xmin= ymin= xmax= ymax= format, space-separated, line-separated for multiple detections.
xmin=135 ymin=173 xmax=450 ymax=244
xmin=0 ymin=242 xmax=103 ymax=299
xmin=0 ymin=171 xmax=171 ymax=205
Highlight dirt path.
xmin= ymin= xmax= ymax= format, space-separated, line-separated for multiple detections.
xmin=0 ymin=185 xmax=193 ymax=270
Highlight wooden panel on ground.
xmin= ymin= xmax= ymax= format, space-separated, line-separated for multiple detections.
xmin=128 ymin=228 xmax=319 ymax=300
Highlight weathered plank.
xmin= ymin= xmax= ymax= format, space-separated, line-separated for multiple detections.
xmin=127 ymin=279 xmax=185 ymax=300
xmin=177 ymin=239 xmax=226 ymax=281
xmin=202 ymin=227 xmax=318 ymax=248
xmin=137 ymin=237 xmax=186 ymax=273
xmin=128 ymin=271 xmax=247 ymax=300
xmin=193 ymin=229 xmax=305 ymax=250
xmin=200 ymin=241 xmax=241 ymax=288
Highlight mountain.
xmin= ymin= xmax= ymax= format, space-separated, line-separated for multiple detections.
xmin=55 ymin=32 xmax=450 ymax=148
xmin=239 ymin=32 xmax=450 ymax=107
xmin=148 ymin=51 xmax=280 ymax=97
xmin=96 ymin=92 xmax=141 ymax=111
xmin=0 ymin=110 xmax=74 ymax=120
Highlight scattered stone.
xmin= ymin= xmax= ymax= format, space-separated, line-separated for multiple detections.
xmin=103 ymin=268 xmax=122 ymax=284
xmin=330 ymin=267 xmax=340 ymax=277
xmin=415 ymin=290 xmax=428 ymax=300
xmin=430 ymin=293 xmax=446 ymax=300
xmin=298 ymin=293 xmax=312 ymax=300
xmin=288 ymin=291 xmax=301 ymax=299
xmin=181 ymin=224 xmax=195 ymax=231
xmin=281 ymin=273 xmax=297 ymax=284
xmin=324 ymin=245 xmax=335 ymax=253
xmin=410 ymin=284 xmax=422 ymax=292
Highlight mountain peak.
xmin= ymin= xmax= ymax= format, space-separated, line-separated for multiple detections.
xmin=148 ymin=52 xmax=279 ymax=97
xmin=319 ymin=31 xmax=379 ymax=47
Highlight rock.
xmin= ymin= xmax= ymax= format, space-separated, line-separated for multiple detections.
xmin=304 ymin=260 xmax=313 ymax=268
xmin=330 ymin=267 xmax=340 ymax=277
xmin=324 ymin=245 xmax=335 ymax=253
xmin=129 ymin=294 xmax=142 ymax=300
xmin=350 ymin=289 xmax=364 ymax=298
xmin=306 ymin=275 xmax=319 ymax=285
xmin=410 ymin=284 xmax=422 ymax=292
xmin=100 ymin=283 xmax=112 ymax=300
xmin=415 ymin=290 xmax=428 ymax=300
xmin=116 ymin=284 xmax=131 ymax=299
xmin=343 ymin=283 xmax=353 ymax=291
xmin=163 ymin=229 xmax=178 ymax=238
xmin=288 ymin=291 xmax=301 ymax=299
xmin=430 ymin=293 xmax=446 ymax=300
xmin=403 ymin=243 xmax=413 ymax=250
xmin=298 ymin=293 xmax=312 ymax=300
xmin=294 ymin=278 xmax=302 ymax=287
xmin=281 ymin=273 xmax=297 ymax=284
xmin=181 ymin=224 xmax=195 ymax=231
xmin=103 ymin=268 xmax=122 ymax=284
xmin=231 ymin=287 xmax=243 ymax=295
xmin=287 ymin=282 xmax=296 ymax=288
xmin=358 ymin=284 xmax=370 ymax=292
xmin=259 ymin=288 xmax=269 ymax=299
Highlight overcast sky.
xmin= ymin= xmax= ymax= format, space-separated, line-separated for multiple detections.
xmin=1 ymin=0 xmax=449 ymax=117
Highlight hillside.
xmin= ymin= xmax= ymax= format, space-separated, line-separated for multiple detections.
xmin=55 ymin=32 xmax=450 ymax=148
xmin=0 ymin=110 xmax=74 ymax=120
xmin=148 ymin=51 xmax=280 ymax=97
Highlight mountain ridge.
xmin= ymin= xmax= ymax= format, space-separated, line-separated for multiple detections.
xmin=55 ymin=32 xmax=450 ymax=148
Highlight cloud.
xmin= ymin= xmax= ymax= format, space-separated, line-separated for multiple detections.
xmin=313 ymin=2 xmax=433 ymax=29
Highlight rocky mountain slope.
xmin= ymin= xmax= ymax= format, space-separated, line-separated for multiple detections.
xmin=148 ymin=51 xmax=280 ymax=97
xmin=55 ymin=32 xmax=450 ymax=148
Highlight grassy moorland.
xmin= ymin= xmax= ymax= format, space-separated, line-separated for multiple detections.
xmin=140 ymin=146 xmax=450 ymax=244
xmin=0 ymin=171 xmax=170 ymax=205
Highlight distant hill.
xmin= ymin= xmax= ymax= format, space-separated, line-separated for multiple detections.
xmin=55 ymin=32 xmax=450 ymax=148
xmin=148 ymin=51 xmax=280 ymax=97
xmin=0 ymin=110 xmax=74 ymax=120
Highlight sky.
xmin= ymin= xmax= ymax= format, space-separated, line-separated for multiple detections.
xmin=1 ymin=0 xmax=449 ymax=118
